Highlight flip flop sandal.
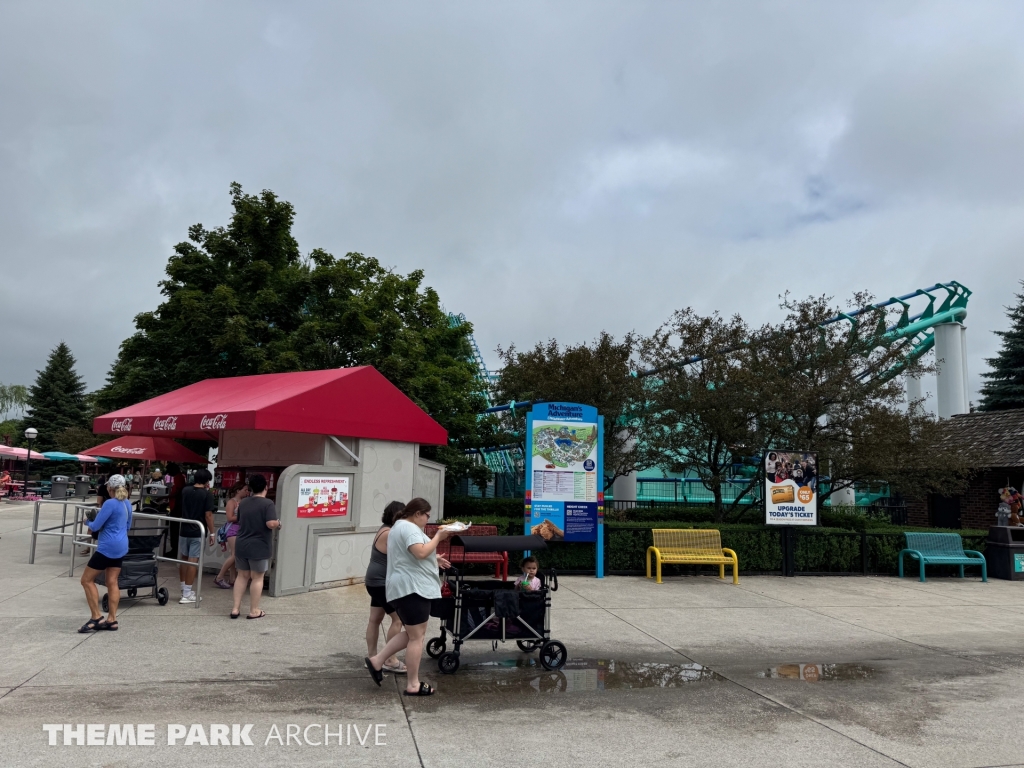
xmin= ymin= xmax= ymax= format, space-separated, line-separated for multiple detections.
xmin=78 ymin=618 xmax=102 ymax=633
xmin=97 ymin=620 xmax=119 ymax=631
xmin=403 ymin=682 xmax=435 ymax=696
xmin=230 ymin=611 xmax=240 ymax=619
xmin=365 ymin=657 xmax=383 ymax=687
xmin=382 ymin=663 xmax=408 ymax=674
xmin=246 ymin=611 xmax=266 ymax=620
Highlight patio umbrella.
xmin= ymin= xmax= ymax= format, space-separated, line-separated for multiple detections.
xmin=0 ymin=445 xmax=49 ymax=461
xmin=76 ymin=454 xmax=113 ymax=464
xmin=41 ymin=451 xmax=113 ymax=464
xmin=80 ymin=436 xmax=209 ymax=464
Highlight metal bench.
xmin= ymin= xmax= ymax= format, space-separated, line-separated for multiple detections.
xmin=899 ymin=532 xmax=987 ymax=583
xmin=645 ymin=529 xmax=739 ymax=584
xmin=426 ymin=524 xmax=509 ymax=580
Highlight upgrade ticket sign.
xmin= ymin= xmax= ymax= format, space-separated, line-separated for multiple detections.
xmin=764 ymin=450 xmax=818 ymax=526
xmin=525 ymin=402 xmax=602 ymax=543
xmin=297 ymin=475 xmax=350 ymax=518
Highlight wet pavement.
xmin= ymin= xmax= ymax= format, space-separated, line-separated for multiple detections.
xmin=3 ymin=501 xmax=1024 ymax=767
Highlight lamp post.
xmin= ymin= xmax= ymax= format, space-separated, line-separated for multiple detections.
xmin=23 ymin=427 xmax=37 ymax=499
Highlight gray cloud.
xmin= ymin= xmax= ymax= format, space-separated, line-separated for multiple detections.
xmin=1 ymin=1 xmax=1023 ymax=411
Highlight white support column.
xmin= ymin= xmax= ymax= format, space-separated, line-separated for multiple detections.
xmin=611 ymin=431 xmax=637 ymax=502
xmin=934 ymin=322 xmax=968 ymax=419
xmin=611 ymin=473 xmax=637 ymax=503
xmin=905 ymin=374 xmax=923 ymax=410
xmin=960 ymin=323 xmax=970 ymax=412
xmin=831 ymin=484 xmax=857 ymax=508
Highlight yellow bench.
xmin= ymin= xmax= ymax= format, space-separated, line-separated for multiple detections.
xmin=646 ymin=529 xmax=739 ymax=584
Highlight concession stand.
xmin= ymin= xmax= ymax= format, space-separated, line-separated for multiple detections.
xmin=92 ymin=367 xmax=448 ymax=596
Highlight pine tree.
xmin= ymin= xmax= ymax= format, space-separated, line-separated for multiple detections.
xmin=21 ymin=342 xmax=90 ymax=451
xmin=980 ymin=281 xmax=1024 ymax=411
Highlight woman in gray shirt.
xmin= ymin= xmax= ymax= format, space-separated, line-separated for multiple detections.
xmin=365 ymin=498 xmax=452 ymax=696
xmin=364 ymin=501 xmax=407 ymax=674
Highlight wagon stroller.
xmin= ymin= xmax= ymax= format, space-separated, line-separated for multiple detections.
xmin=425 ymin=534 xmax=567 ymax=675
xmin=95 ymin=523 xmax=171 ymax=611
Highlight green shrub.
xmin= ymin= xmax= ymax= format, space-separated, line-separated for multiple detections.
xmin=449 ymin=508 xmax=989 ymax=575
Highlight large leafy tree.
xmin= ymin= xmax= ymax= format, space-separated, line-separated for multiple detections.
xmin=97 ymin=183 xmax=489 ymax=485
xmin=21 ymin=342 xmax=90 ymax=451
xmin=980 ymin=281 xmax=1024 ymax=411
xmin=638 ymin=295 xmax=974 ymax=520
xmin=493 ymin=332 xmax=645 ymax=488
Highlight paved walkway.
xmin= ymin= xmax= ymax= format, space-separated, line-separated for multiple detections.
xmin=2 ymin=501 xmax=1023 ymax=767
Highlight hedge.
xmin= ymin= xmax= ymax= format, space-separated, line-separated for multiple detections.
xmin=444 ymin=510 xmax=988 ymax=576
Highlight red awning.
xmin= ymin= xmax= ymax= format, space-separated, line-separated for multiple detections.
xmin=81 ymin=436 xmax=209 ymax=464
xmin=92 ymin=367 xmax=448 ymax=445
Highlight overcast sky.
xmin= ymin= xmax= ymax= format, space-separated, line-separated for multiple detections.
xmin=2 ymin=1 xmax=1023 ymax=412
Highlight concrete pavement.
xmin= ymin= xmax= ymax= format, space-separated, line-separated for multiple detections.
xmin=2 ymin=501 xmax=1024 ymax=767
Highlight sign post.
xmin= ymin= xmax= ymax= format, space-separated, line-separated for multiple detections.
xmin=763 ymin=450 xmax=819 ymax=577
xmin=525 ymin=403 xmax=604 ymax=578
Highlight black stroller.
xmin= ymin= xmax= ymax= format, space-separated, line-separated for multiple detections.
xmin=426 ymin=535 xmax=567 ymax=675
xmin=96 ymin=524 xmax=170 ymax=611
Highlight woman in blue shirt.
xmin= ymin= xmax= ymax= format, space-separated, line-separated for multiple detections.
xmin=79 ymin=474 xmax=133 ymax=632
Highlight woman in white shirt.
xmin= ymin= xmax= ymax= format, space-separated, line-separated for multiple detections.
xmin=364 ymin=498 xmax=452 ymax=696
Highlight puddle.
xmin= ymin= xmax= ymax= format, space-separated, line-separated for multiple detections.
xmin=757 ymin=663 xmax=874 ymax=682
xmin=446 ymin=658 xmax=723 ymax=694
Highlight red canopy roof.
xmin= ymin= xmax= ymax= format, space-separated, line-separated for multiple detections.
xmin=92 ymin=367 xmax=448 ymax=445
xmin=82 ymin=436 xmax=209 ymax=464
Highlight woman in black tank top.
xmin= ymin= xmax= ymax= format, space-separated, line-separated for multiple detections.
xmin=365 ymin=501 xmax=407 ymax=674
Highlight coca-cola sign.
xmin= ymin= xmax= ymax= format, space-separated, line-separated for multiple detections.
xmin=110 ymin=446 xmax=146 ymax=455
xmin=200 ymin=414 xmax=228 ymax=430
xmin=152 ymin=416 xmax=178 ymax=431
xmin=110 ymin=418 xmax=133 ymax=432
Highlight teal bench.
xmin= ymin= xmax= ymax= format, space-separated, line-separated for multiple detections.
xmin=899 ymin=532 xmax=987 ymax=583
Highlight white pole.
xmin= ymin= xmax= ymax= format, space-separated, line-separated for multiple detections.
xmin=610 ymin=431 xmax=637 ymax=502
xmin=959 ymin=323 xmax=970 ymax=412
xmin=934 ymin=323 xmax=968 ymax=419
xmin=905 ymin=374 xmax=923 ymax=411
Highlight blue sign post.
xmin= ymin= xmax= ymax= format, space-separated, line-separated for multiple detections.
xmin=524 ymin=402 xmax=604 ymax=578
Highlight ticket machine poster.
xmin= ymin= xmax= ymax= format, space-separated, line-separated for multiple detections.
xmin=297 ymin=475 xmax=350 ymax=518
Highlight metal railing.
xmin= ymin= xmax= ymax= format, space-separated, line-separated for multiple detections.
xmin=68 ymin=514 xmax=205 ymax=610
xmin=29 ymin=499 xmax=100 ymax=562
xmin=633 ymin=478 xmax=763 ymax=506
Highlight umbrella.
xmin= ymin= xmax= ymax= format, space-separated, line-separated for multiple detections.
xmin=77 ymin=454 xmax=113 ymax=464
xmin=41 ymin=451 xmax=112 ymax=464
xmin=0 ymin=445 xmax=49 ymax=461
xmin=80 ymin=436 xmax=209 ymax=464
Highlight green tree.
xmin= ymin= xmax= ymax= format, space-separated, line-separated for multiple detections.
xmin=97 ymin=183 xmax=489 ymax=485
xmin=980 ymin=281 xmax=1024 ymax=411
xmin=0 ymin=383 xmax=29 ymax=421
xmin=493 ymin=332 xmax=646 ymax=488
xmin=638 ymin=295 xmax=973 ymax=520
xmin=21 ymin=342 xmax=90 ymax=451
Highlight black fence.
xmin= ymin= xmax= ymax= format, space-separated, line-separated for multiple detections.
xmin=485 ymin=519 xmax=979 ymax=577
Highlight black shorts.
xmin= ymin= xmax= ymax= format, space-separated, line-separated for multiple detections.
xmin=391 ymin=593 xmax=431 ymax=626
xmin=365 ymin=584 xmax=396 ymax=614
xmin=87 ymin=552 xmax=123 ymax=570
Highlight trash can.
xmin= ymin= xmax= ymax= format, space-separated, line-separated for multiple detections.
xmin=50 ymin=475 xmax=69 ymax=499
xmin=74 ymin=474 xmax=92 ymax=498
xmin=984 ymin=527 xmax=1024 ymax=580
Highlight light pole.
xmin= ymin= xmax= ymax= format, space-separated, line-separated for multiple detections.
xmin=23 ymin=427 xmax=37 ymax=499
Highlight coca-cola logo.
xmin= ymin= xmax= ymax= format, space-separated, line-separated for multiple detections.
xmin=200 ymin=414 xmax=228 ymax=430
xmin=110 ymin=446 xmax=146 ymax=455
xmin=110 ymin=418 xmax=133 ymax=432
xmin=152 ymin=416 xmax=178 ymax=431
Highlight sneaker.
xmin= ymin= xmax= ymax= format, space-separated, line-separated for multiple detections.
xmin=179 ymin=593 xmax=201 ymax=604
xmin=214 ymin=578 xmax=232 ymax=589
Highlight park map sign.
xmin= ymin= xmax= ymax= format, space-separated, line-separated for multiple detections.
xmin=525 ymin=402 xmax=604 ymax=545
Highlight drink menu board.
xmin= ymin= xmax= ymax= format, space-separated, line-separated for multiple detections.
xmin=297 ymin=475 xmax=350 ymax=518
